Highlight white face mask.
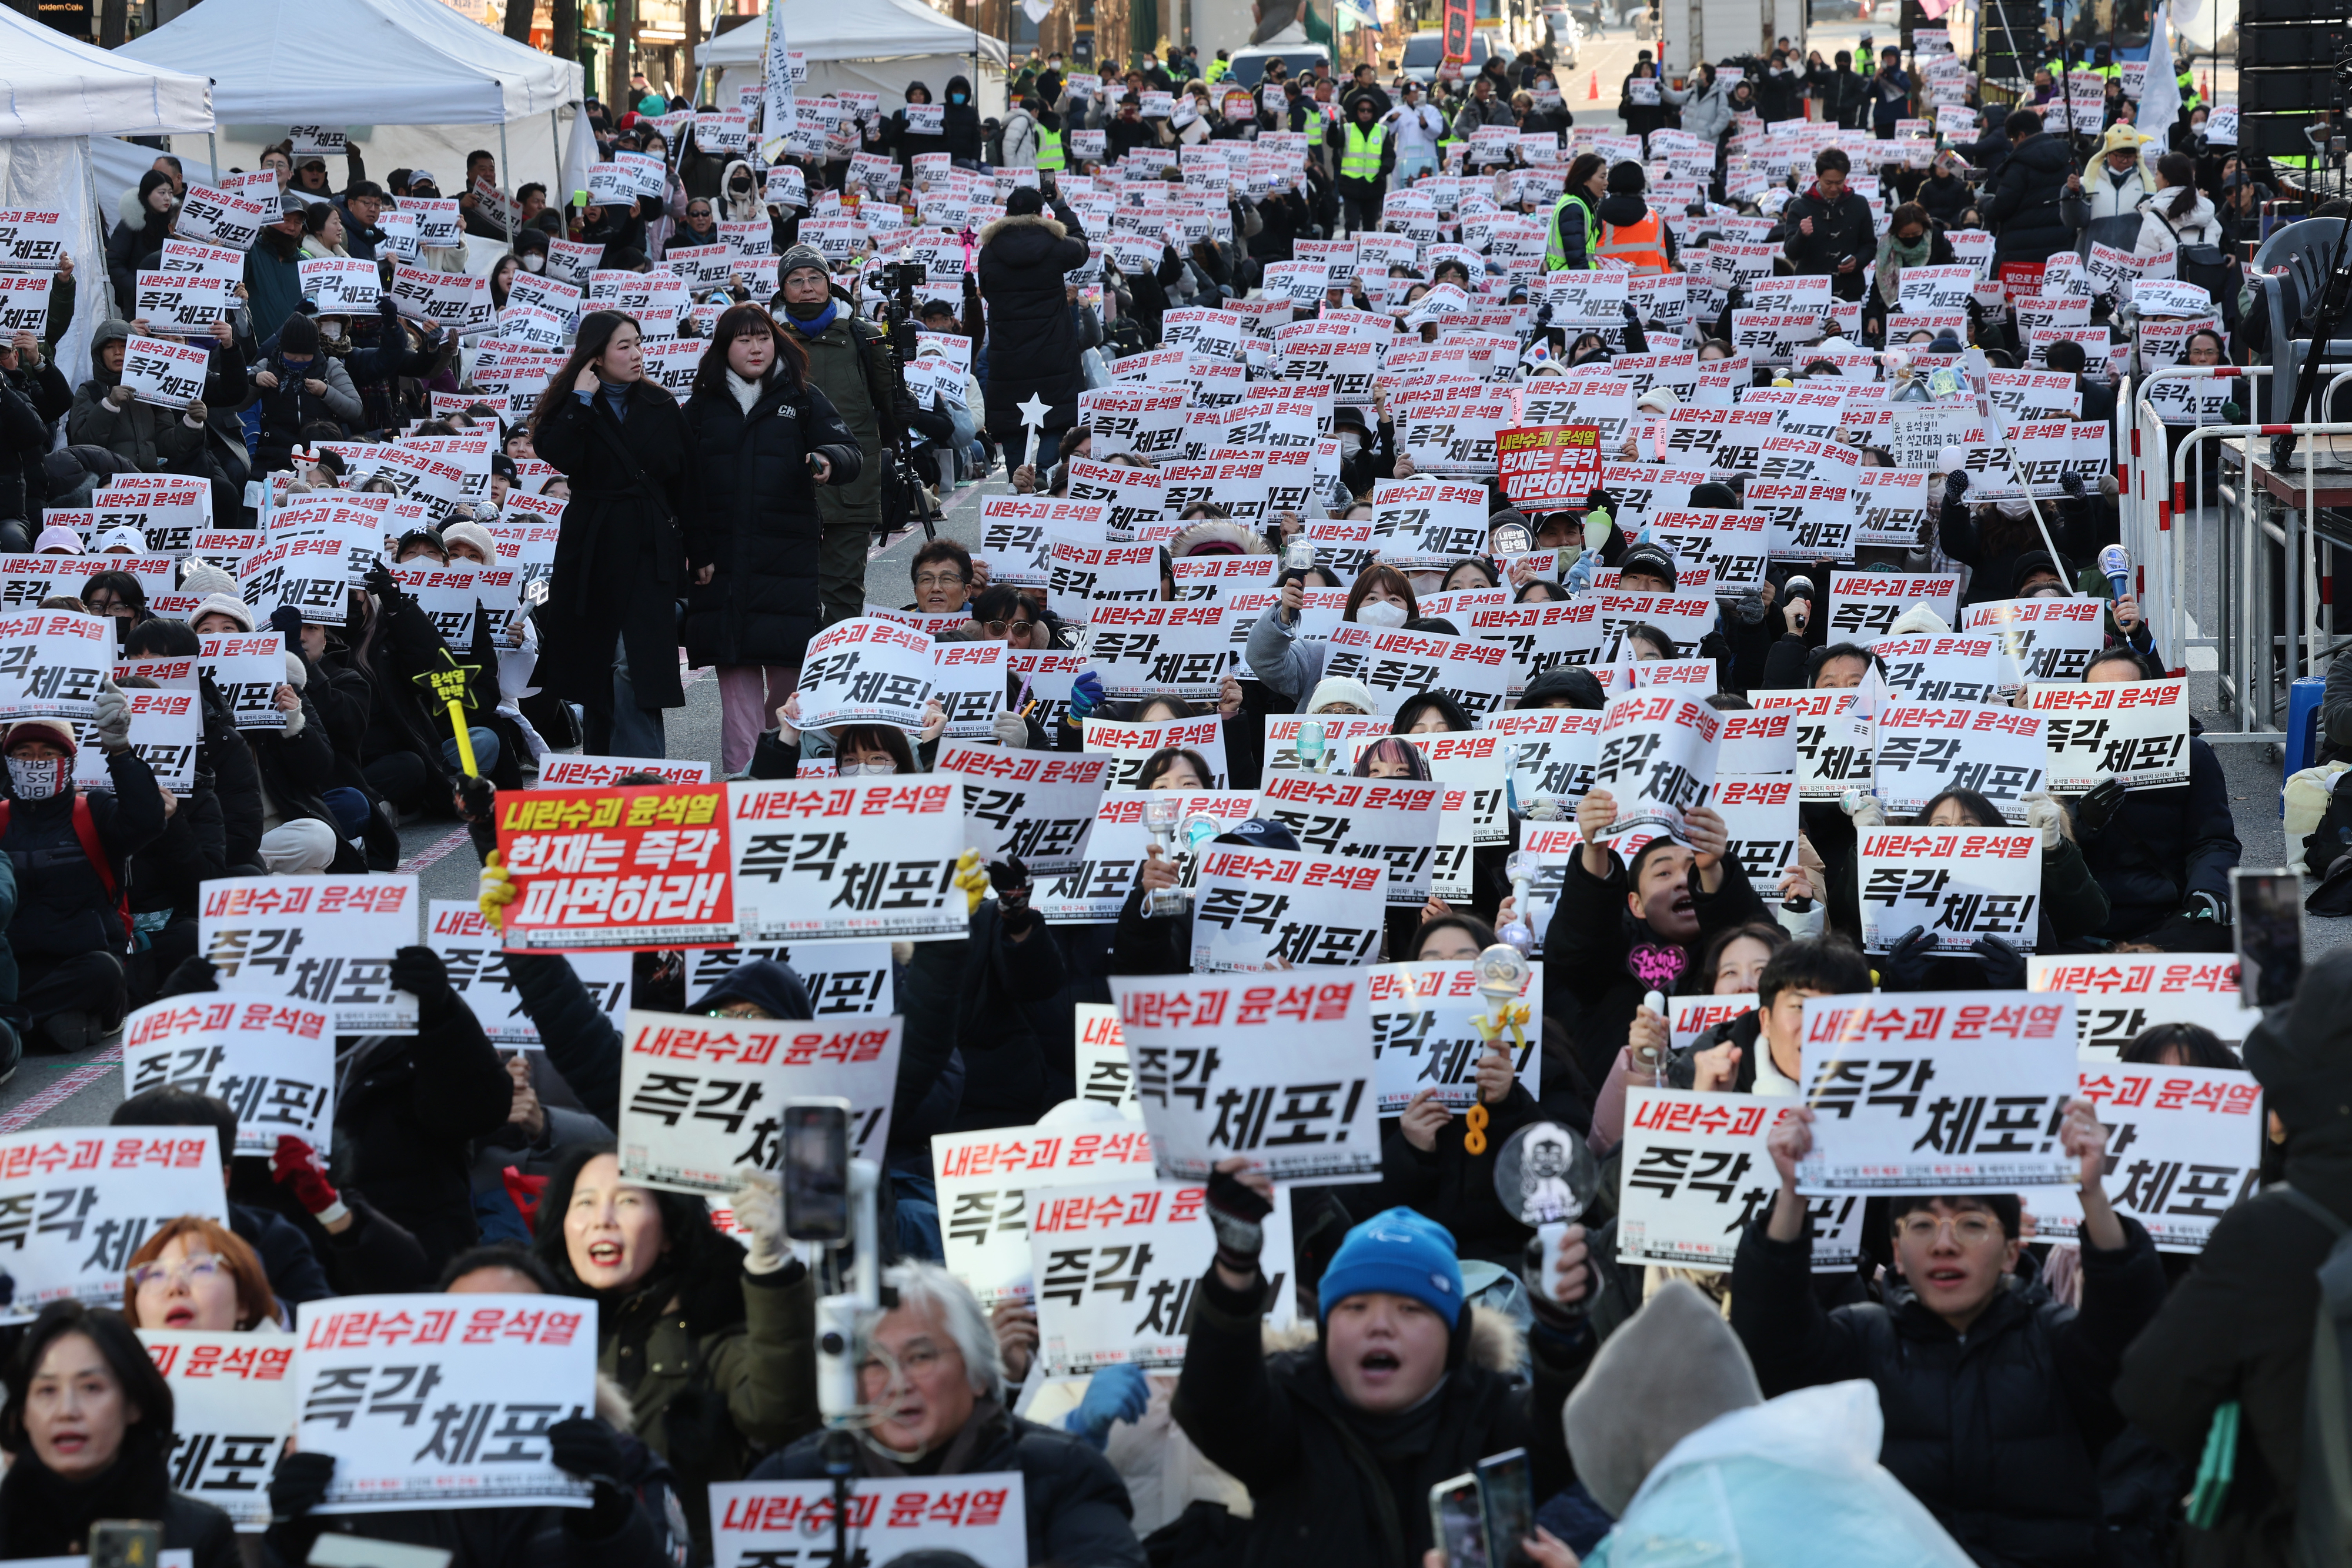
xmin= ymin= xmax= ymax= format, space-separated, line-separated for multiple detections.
xmin=319 ymin=320 xmax=343 ymax=340
xmin=521 ymin=254 xmax=544 ymax=272
xmin=1996 ymin=497 xmax=2034 ymax=520
xmin=1338 ymin=432 xmax=1363 ymax=457
xmin=1355 ymin=599 xmax=1409 ymax=629
xmin=839 ymin=760 xmax=898 ymax=776
xmin=6 ymin=755 xmax=65 ymax=801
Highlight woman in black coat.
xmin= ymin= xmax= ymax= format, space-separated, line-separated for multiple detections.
xmin=682 ymin=303 xmax=861 ymax=777
xmin=530 ymin=310 xmax=693 ymax=757
xmin=941 ymin=73 xmax=986 ymax=165
xmin=976 ymin=188 xmax=1090 ymax=469
xmin=106 ymin=172 xmax=176 ymax=312
xmin=1979 ymin=111 xmax=2076 ymax=264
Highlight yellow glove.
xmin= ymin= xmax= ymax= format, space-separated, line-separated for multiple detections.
xmin=953 ymin=847 xmax=989 ymax=915
xmin=478 ymin=850 xmax=518 ymax=931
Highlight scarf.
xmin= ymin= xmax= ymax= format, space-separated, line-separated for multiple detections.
xmin=784 ymin=299 xmax=838 ymax=339
xmin=1876 ymin=226 xmax=1932 ymax=309
xmin=725 ymin=367 xmax=764 ymax=414
xmin=0 ymin=1439 xmax=173 ymax=1556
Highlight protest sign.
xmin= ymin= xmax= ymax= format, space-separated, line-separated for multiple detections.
xmin=1964 ymin=596 xmax=2109 ymax=683
xmin=0 ymin=609 xmax=109 ymax=722
xmin=1855 ymin=826 xmax=2042 ymax=953
xmin=1466 ymin=601 xmax=1603 ymax=697
xmin=291 ymin=1293 xmax=594 ymax=1512
xmin=2024 ymin=677 xmax=2192 ymax=790
xmin=686 ymin=940 xmax=894 ymax=1014
xmin=1716 ymin=707 xmax=1799 ymax=776
xmin=1368 ymin=961 xmax=1543 ymax=1112
xmin=2036 ymin=1062 xmax=2263 ymax=1251
xmin=934 ymin=1122 xmax=1157 ymax=1305
xmin=121 ymin=334 xmax=211 ymax=410
xmin=1033 ymin=1179 xmax=1298 ymax=1374
xmin=1620 ymin=1091 xmax=1865 ymax=1270
xmin=72 ymin=688 xmax=199 ymax=794
xmin=426 ymin=901 xmax=629 ymax=1047
xmin=1081 ymin=711 xmax=1231 ymax=790
xmin=238 ymin=534 xmax=350 ymax=626
xmin=934 ymin=745 xmax=1109 ymax=875
xmin=1872 ymin=701 xmax=2047 ymax=820
xmin=1827 ymin=573 xmax=1965 ymax=642
xmin=1710 ymin=775 xmax=1801 ymax=888
xmin=142 ymin=1330 xmax=295 ymax=1529
xmin=1591 ymin=690 xmax=1721 ymax=843
xmin=1853 ymin=471 xmax=1935 ymax=551
xmin=388 ymin=264 xmax=492 ymax=333
xmin=135 ymin=268 xmax=235 ymax=333
xmin=1486 ymin=707 xmax=1602 ymax=807
xmin=978 ymin=496 xmax=1107 ymax=589
xmin=617 ymin=1011 xmax=899 ymax=1192
xmin=1259 ymin=774 xmax=1444 ymax=907
xmin=2028 ymin=952 xmax=2247 ymax=1054
xmin=709 ymin=1477 xmax=1027 ymax=1568
xmin=534 ymin=757 xmax=714 ymax=788
xmin=1670 ymin=994 xmax=1756 ymax=1055
xmin=795 ymin=617 xmax=938 ymax=731
xmin=1322 ymin=624 xmax=1508 ymax=717
xmin=1496 ymin=425 xmax=1605 ymax=509
xmin=1061 ymin=461 xmax=1165 ymax=539
xmin=1750 ymin=688 xmax=1875 ymax=801
xmin=1111 ymin=971 xmax=1380 ymax=1182
xmin=494 ymin=784 xmax=733 ymax=950
xmin=1074 ymin=1004 xmax=1140 ymax=1111
xmin=1035 ymin=789 xmax=1257 ymax=924
xmin=1188 ymin=844 xmax=1386 ymax=971
xmin=198 ymin=877 xmax=420 ymax=1032
xmin=1367 ymin=478 xmax=1494 ymax=570
xmin=1084 ymin=604 xmax=1231 ymax=703
xmin=928 ymin=640 xmax=1007 ymax=741
xmin=1262 ymin=714 xmax=1392 ymax=775
xmin=1591 ymin=591 xmax=1719 ymax=663
xmin=0 ymin=1128 xmax=222 ymax=1319
xmin=1795 ymin=990 xmax=2079 ymax=1191
xmin=175 ymin=185 xmax=268 ymax=249
xmin=0 ymin=208 xmax=67 ymax=270
xmin=726 ymin=777 xmax=968 ymax=942
xmin=121 ymin=996 xmax=333 ymax=1156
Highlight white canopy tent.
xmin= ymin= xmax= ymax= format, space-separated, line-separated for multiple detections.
xmin=0 ymin=4 xmax=213 ymax=387
xmin=697 ymin=0 xmax=1010 ymax=116
xmin=121 ymin=0 xmax=590 ymax=256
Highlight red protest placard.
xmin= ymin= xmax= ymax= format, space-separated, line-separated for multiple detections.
xmin=1496 ymin=425 xmax=1603 ymax=509
xmin=495 ymin=784 xmax=735 ymax=950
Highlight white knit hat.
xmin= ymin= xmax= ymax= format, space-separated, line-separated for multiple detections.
xmin=188 ymin=592 xmax=255 ymax=633
xmin=180 ymin=559 xmax=240 ymax=597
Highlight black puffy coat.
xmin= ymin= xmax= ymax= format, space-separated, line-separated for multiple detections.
xmin=941 ymin=75 xmax=986 ymax=163
xmin=1781 ymin=182 xmax=1878 ymax=277
xmin=680 ymin=370 xmax=861 ymax=670
xmin=1377 ymin=1080 xmax=1543 ymax=1266
xmin=975 ymin=209 xmax=1091 ymax=432
xmin=0 ymin=365 xmax=65 ymax=527
xmin=0 ymin=749 xmax=166 ymax=962
xmin=531 ymin=381 xmax=691 ymax=709
xmin=196 ymin=678 xmax=265 ymax=872
xmin=2078 ymin=732 xmax=2240 ymax=939
xmin=1918 ymin=170 xmax=1975 ymax=229
xmin=1980 ymin=132 xmax=2076 ymax=263
xmin=1732 ymin=1212 xmax=2168 ymax=1568
xmin=944 ymin=899 xmax=1069 ymax=1131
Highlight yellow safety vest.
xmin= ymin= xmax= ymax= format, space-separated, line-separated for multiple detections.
xmin=1035 ymin=128 xmax=1065 ymax=170
xmin=1596 ymin=208 xmax=1671 ymax=275
xmin=1341 ymin=122 xmax=1386 ymax=182
xmin=1543 ymin=190 xmax=1599 ymax=270
xmin=1207 ymin=58 xmax=1229 ymax=82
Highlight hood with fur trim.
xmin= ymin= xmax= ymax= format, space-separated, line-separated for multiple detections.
xmin=1170 ymin=517 xmax=1269 ymax=557
xmin=977 ymin=210 xmax=1068 ymax=250
xmin=718 ymin=158 xmax=763 ymax=224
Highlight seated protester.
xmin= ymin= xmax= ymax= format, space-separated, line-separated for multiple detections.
xmin=1937 ymin=466 xmax=2099 ymax=608
xmin=1866 ymin=786 xmax=2108 ymax=988
xmin=1516 ymin=665 xmax=1608 ymax=710
xmin=239 ymin=312 xmax=360 ymax=473
xmin=1732 ymin=1098 xmax=2166 ymax=1567
xmin=358 ymin=559 xmax=524 ymax=798
xmin=1524 ymin=784 xmax=1768 ymax=1094
xmin=1114 ymin=816 xmax=1301 ymax=976
xmin=188 ymin=596 xmax=353 ymax=875
xmin=1248 ymin=563 xmax=1418 ymax=708
xmin=1613 ymin=531 xmax=1772 ymax=691
xmin=268 ymin=1245 xmax=687 ymax=1568
xmin=909 ymin=537 xmax=977 ymax=614
xmin=1672 ymin=934 xmax=1872 ymax=1095
xmin=109 ymin=1085 xmax=332 ymax=1307
xmin=751 ymin=1262 xmax=1144 ymax=1566
xmin=1335 ymin=400 xmax=1399 ymax=497
xmin=1172 ymin=1167 xmax=1596 ymax=1568
xmin=1135 ymin=747 xmax=1215 ymax=788
xmin=1589 ymin=921 xmax=1792 ymax=1148
xmin=121 ymin=1216 xmax=281 ymax=1331
xmin=533 ymin=1148 xmax=817 ymax=1548
xmin=0 ymin=1302 xmax=239 ymax=1568
xmin=2073 ymin=647 xmax=2239 ymax=948
xmin=109 ymin=673 xmax=219 ymax=998
xmin=748 ymin=701 xmax=946 ymax=781
xmin=0 ymin=690 xmax=159 ymax=1054
xmin=66 ymin=319 xmax=213 ymax=478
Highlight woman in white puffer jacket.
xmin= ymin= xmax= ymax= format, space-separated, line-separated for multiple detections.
xmin=2136 ymin=151 xmax=2221 ymax=256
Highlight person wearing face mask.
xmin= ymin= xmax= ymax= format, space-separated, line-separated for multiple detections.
xmin=940 ymin=74 xmax=986 ymax=166
xmin=1755 ymin=51 xmax=1803 ymax=123
xmin=1248 ymin=563 xmax=1417 ymax=707
xmin=241 ymin=313 xmax=360 ymax=474
xmin=1332 ymin=402 xmax=1398 ymax=497
xmin=770 ymin=249 xmax=901 ymax=627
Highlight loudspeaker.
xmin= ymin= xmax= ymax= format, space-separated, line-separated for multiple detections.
xmin=2240 ymin=20 xmax=2348 ymax=68
xmin=2243 ymin=67 xmax=2339 ymax=113
xmin=2241 ymin=108 xmax=2334 ymax=158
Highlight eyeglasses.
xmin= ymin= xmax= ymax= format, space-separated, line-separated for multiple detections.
xmin=914 ymin=571 xmax=968 ymax=589
xmin=131 ymin=1256 xmax=226 ymax=1290
xmin=982 ymin=618 xmax=1035 ymax=637
xmin=1897 ymin=1213 xmax=2002 ymax=1246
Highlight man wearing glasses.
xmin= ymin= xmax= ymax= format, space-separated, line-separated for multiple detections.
xmin=907 ymin=540 xmax=977 ymax=616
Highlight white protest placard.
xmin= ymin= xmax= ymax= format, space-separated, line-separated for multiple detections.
xmin=72 ymin=688 xmax=199 ymax=794
xmin=1368 ymin=961 xmax=1542 ymax=1112
xmin=198 ymin=876 xmax=420 ymax=1032
xmin=175 ymin=185 xmax=268 ymax=249
xmin=2034 ymin=1061 xmax=2263 ymax=1251
xmin=1084 ymin=603 xmax=1232 ymax=703
xmin=1671 ymin=993 xmax=1756 ymax=1056
xmin=1710 ymin=775 xmax=1801 ymax=889
xmin=134 ymin=269 xmax=235 ymax=333
xmin=685 ymin=941 xmax=894 ymax=1015
xmin=1259 ymin=773 xmax=1444 ymax=907
xmin=1795 ymin=990 xmax=2078 ymax=1191
xmin=1751 ymin=688 xmax=1876 ymax=802
xmin=1387 ymin=730 xmax=1509 ymax=844
xmin=121 ymin=995 xmax=334 ymax=1155
xmin=978 ymin=496 xmax=1106 ymax=589
xmin=1367 ymin=477 xmax=1494 ymax=571
xmin=1062 ymin=460 xmax=1165 ymax=540
xmin=1591 ymin=689 xmax=1720 ymax=844
xmin=389 ymin=264 xmax=492 ymax=334
xmin=1717 ymin=707 xmax=1800 ymax=777
xmin=425 ymin=901 xmax=629 ymax=1047
xmin=1074 ymin=1004 xmax=1140 ymax=1111
xmin=1188 ymin=843 xmax=1386 ymax=972
xmin=121 ymin=334 xmax=211 ymax=410
xmin=928 ymin=638 xmax=1006 ymax=742
xmin=2028 ymin=952 xmax=2247 ymax=1055
xmin=1643 ymin=509 xmax=1772 ymax=597
xmin=239 ymin=534 xmax=350 ymax=626
xmin=298 ymin=255 xmax=383 ymax=316
xmin=710 ymin=1477 xmax=1028 ymax=1568
xmin=2024 ymin=677 xmax=2192 ymax=791
xmin=1855 ymin=825 xmax=2042 ymax=954
xmin=934 ymin=744 xmax=1108 ymax=875
xmin=1963 ymin=596 xmax=2110 ymax=683
xmin=0 ymin=609 xmax=109 ymax=722
xmin=534 ymin=757 xmax=713 ymax=788
xmin=726 ymin=777 xmax=968 ymax=942
xmin=1467 ymin=600 xmax=1601 ymax=702
xmin=1111 ymin=971 xmax=1381 ymax=1182
xmin=934 ymin=1122 xmax=1157 ymax=1305
xmin=617 ymin=1010 xmax=898 ymax=1192
xmin=1826 ymin=571 xmax=1963 ymax=642
xmin=292 ymin=1293 xmax=594 ymax=1513
xmin=1081 ymin=713 xmax=1230 ymax=790
xmin=0 ymin=208 xmax=68 ymax=270
xmin=1078 ymin=387 xmax=1190 ymax=463
xmin=1485 ymin=707 xmax=1602 ymax=808
xmin=1872 ymin=700 xmax=2047 ymax=820
xmin=1035 ymin=789 xmax=1257 ymax=924
xmin=1591 ymin=591 xmax=1719 ymax=663
xmin=0 ymin=273 xmax=45 ymax=335
xmin=1033 ymin=1179 xmax=1298 ymax=1375
xmin=0 ymin=1127 xmax=223 ymax=1319
xmin=794 ymin=616 xmax=938 ymax=731
xmin=1620 ymin=1090 xmax=1865 ymax=1271
xmin=142 ymin=1330 xmax=295 ymax=1530
xmin=1322 ymin=623 xmax=1509 ymax=718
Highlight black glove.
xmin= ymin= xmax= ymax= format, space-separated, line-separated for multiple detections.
xmin=1943 ymin=469 xmax=1970 ymax=505
xmin=2073 ymin=777 xmax=2127 ymax=840
xmin=1205 ymin=1166 xmax=1273 ymax=1275
xmin=386 ymin=945 xmax=452 ymax=1022
xmin=269 ymin=604 xmax=305 ymax=642
xmin=158 ymin=955 xmax=220 ymax=999
xmin=547 ymin=1416 xmax=632 ymax=1537
xmin=364 ymin=560 xmax=400 ymax=602
xmin=455 ymin=774 xmax=495 ymax=824
xmin=1971 ymin=933 xmax=2026 ymax=991
xmin=269 ymin=1449 xmax=336 ymax=1522
xmin=2183 ymin=889 xmax=2227 ymax=924
xmin=2059 ymin=469 xmax=2087 ymax=499
xmin=1881 ymin=925 xmax=1939 ymax=992
xmin=1621 ymin=299 xmax=1639 ymax=322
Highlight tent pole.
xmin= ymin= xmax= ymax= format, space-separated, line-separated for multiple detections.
xmin=206 ymin=131 xmax=217 ymax=182
xmin=499 ymin=116 xmax=515 ymax=248
xmin=553 ymin=109 xmax=564 ymax=199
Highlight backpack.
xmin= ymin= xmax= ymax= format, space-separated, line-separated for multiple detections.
xmin=2153 ymin=208 xmax=2241 ymax=333
xmin=2269 ymin=1185 xmax=2352 ymax=1563
xmin=0 ymin=794 xmax=129 ymax=951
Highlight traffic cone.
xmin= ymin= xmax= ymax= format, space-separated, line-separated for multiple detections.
xmin=1587 ymin=68 xmax=1599 ymax=99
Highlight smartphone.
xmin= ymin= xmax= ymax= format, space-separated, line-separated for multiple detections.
xmin=2233 ymin=868 xmax=2305 ymax=1007
xmin=780 ymin=1096 xmax=851 ymax=1243
xmin=1429 ymin=1473 xmax=1490 ymax=1568
xmin=1477 ymin=1449 xmax=1536 ymax=1568
xmin=91 ymin=1521 xmax=162 ymax=1568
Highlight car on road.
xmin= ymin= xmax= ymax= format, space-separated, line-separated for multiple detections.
xmin=1399 ymin=27 xmax=1509 ymax=82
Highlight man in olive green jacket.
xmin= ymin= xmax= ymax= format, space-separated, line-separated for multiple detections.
xmin=775 ymin=245 xmax=897 ymax=625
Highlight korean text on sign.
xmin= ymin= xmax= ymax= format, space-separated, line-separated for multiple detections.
xmin=709 ymin=1476 xmax=1029 ymax=1568
xmin=934 ymin=1121 xmax=1158 ymax=1306
xmin=141 ymin=1330 xmax=296 ymax=1530
xmin=1620 ymin=1090 xmax=1864 ymax=1271
xmin=0 ymin=1126 xmax=224 ymax=1320
xmin=2034 ymin=1061 xmax=2261 ymax=1252
xmin=198 ymin=876 xmax=419 ymax=1033
xmin=496 ymin=785 xmax=734 ymax=950
xmin=726 ymin=778 xmax=967 ymax=942
xmin=121 ymin=996 xmax=334 ymax=1156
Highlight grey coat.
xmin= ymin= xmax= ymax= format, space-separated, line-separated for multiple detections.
xmin=1678 ymin=82 xmax=1735 ymax=143
xmin=1244 ymin=605 xmax=1326 ymax=705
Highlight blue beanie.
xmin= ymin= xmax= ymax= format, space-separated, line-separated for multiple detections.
xmin=1317 ymin=1208 xmax=1464 ymax=1329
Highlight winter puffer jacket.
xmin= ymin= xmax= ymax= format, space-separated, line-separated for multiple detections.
xmin=975 ymin=206 xmax=1092 ymax=432
xmin=1980 ymin=132 xmax=2076 ymax=262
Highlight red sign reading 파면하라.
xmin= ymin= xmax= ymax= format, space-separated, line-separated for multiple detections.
xmin=1496 ymin=424 xmax=1604 ymax=509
